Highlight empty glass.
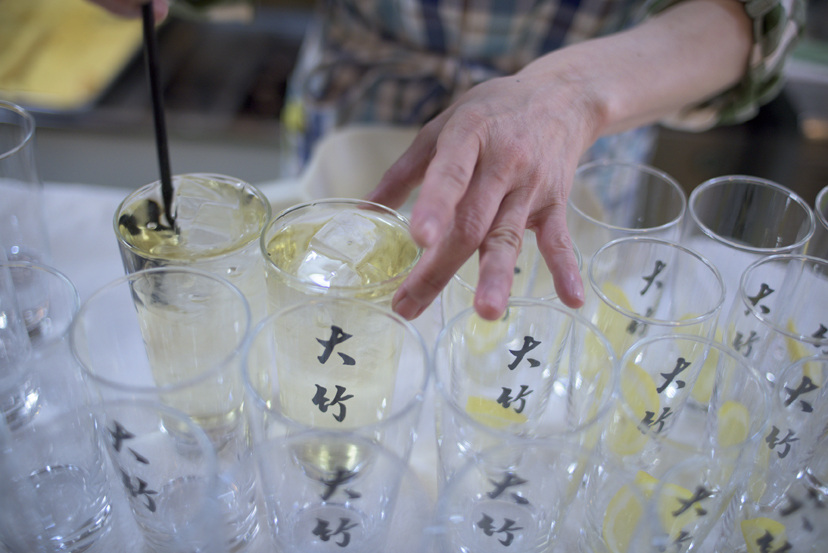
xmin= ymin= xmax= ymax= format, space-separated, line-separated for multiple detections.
xmin=436 ymin=438 xmax=596 ymax=553
xmin=724 ymin=254 xmax=828 ymax=385
xmin=434 ymin=299 xmax=617 ymax=484
xmin=581 ymin=237 xmax=725 ymax=362
xmin=95 ymin=399 xmax=223 ymax=553
xmin=0 ymin=260 xmax=81 ymax=430
xmin=254 ymin=431 xmax=417 ymax=553
xmin=682 ymin=176 xmax=815 ymax=313
xmin=0 ymin=101 xmax=52 ymax=330
xmin=71 ymin=267 xmax=258 ymax=552
xmin=567 ymin=160 xmax=686 ymax=262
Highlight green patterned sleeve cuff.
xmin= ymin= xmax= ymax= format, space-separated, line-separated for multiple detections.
xmin=642 ymin=0 xmax=807 ymax=130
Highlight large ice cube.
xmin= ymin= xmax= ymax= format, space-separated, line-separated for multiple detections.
xmin=294 ymin=250 xmax=363 ymax=289
xmin=310 ymin=211 xmax=378 ymax=266
xmin=174 ymin=176 xmax=242 ymax=250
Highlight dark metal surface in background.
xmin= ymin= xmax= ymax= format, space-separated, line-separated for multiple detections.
xmin=31 ymin=8 xmax=308 ymax=141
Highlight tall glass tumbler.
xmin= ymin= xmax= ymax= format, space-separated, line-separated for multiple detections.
xmin=582 ymin=238 xmax=725 ymax=364
xmin=260 ymin=198 xmax=421 ymax=314
xmin=0 ymin=101 xmax=52 ymax=332
xmin=0 ymin=261 xmax=109 ymax=553
xmin=804 ymin=185 xmax=828 ymax=261
xmin=436 ymin=439 xmax=596 ymax=553
xmin=748 ymin=355 xmax=828 ymax=509
xmin=682 ymin=176 xmax=815 ymax=313
xmin=254 ymin=431 xmax=416 ymax=553
xmin=0 ymin=404 xmax=112 ymax=553
xmin=0 ymin=261 xmax=80 ymax=430
xmin=567 ymin=160 xmax=686 ymax=262
xmin=243 ymin=296 xmax=429 ymax=474
xmin=441 ymin=230 xmax=583 ymax=325
xmin=71 ymin=267 xmax=258 ymax=552
xmin=0 ymin=254 xmax=32 ymax=429
xmin=434 ymin=299 xmax=617 ymax=484
xmin=95 ymin=399 xmax=223 ymax=553
xmin=115 ymin=173 xmax=271 ymax=324
xmin=724 ymin=254 xmax=828 ymax=385
xmin=602 ymin=335 xmax=769 ymax=477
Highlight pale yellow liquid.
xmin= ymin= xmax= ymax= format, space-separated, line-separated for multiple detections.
xmin=264 ymin=209 xmax=419 ymax=310
xmin=118 ymin=176 xmax=266 ymax=446
xmin=261 ymin=209 xmax=415 ymax=474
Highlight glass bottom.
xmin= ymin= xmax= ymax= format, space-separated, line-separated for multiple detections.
xmin=29 ymin=463 xmax=112 ymax=553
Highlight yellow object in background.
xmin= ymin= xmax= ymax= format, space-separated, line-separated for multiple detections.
xmin=0 ymin=0 xmax=142 ymax=111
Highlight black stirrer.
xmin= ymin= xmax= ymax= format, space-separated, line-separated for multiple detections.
xmin=141 ymin=3 xmax=175 ymax=228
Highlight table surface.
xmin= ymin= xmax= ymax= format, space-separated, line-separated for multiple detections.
xmin=42 ymin=180 xmax=444 ymax=553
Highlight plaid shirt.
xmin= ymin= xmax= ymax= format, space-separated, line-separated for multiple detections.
xmin=283 ymin=0 xmax=805 ymax=167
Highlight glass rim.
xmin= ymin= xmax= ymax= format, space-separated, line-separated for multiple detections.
xmin=0 ymin=100 xmax=35 ymax=162
xmin=568 ymin=160 xmax=687 ymax=233
xmin=434 ymin=298 xmax=619 ymax=440
xmin=0 ymin=260 xmax=80 ymax=348
xmin=113 ymin=173 xmax=272 ymax=263
xmin=242 ymin=295 xmax=432 ymax=433
xmin=618 ymin=333 xmax=771 ymax=447
xmin=738 ymin=254 xmax=828 ymax=347
xmin=689 ymin=175 xmax=816 ymax=253
xmin=259 ymin=197 xmax=423 ymax=295
xmin=816 ymin=185 xmax=828 ymax=232
xmin=588 ymin=237 xmax=726 ymax=327
xmin=70 ymin=266 xmax=252 ymax=395
xmin=450 ymin=237 xmax=583 ymax=299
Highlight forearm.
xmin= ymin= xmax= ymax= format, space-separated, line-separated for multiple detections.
xmin=518 ymin=0 xmax=753 ymax=139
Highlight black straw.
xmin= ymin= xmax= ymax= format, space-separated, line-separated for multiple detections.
xmin=141 ymin=3 xmax=175 ymax=227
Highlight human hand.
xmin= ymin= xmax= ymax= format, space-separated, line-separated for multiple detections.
xmin=88 ymin=0 xmax=168 ymax=21
xmin=366 ymin=63 xmax=603 ymax=321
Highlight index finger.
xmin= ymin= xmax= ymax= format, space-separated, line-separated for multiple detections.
xmin=406 ymin=120 xmax=483 ymax=248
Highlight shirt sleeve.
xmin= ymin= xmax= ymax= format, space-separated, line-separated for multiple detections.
xmin=641 ymin=0 xmax=807 ymax=131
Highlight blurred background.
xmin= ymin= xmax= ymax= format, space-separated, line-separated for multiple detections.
xmin=0 ymin=0 xmax=826 ymax=202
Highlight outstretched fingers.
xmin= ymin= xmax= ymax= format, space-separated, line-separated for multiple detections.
xmin=533 ymin=206 xmax=584 ymax=309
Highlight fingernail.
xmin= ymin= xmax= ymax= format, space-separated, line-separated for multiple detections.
xmin=393 ymin=294 xmax=422 ymax=321
xmin=568 ymin=273 xmax=585 ymax=305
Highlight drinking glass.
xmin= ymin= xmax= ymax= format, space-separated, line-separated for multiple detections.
xmin=260 ymin=198 xmax=421 ymax=313
xmin=0 ymin=101 xmax=52 ymax=332
xmin=1 ymin=261 xmax=81 ymax=432
xmin=115 ymin=173 xmax=271 ymax=324
xmin=243 ymin=296 xmax=429 ymax=473
xmin=0 ymin=104 xmax=51 ymax=266
xmin=0 ymin=254 xmax=33 ymax=429
xmin=567 ymin=160 xmax=686 ymax=262
xmin=805 ymin=185 xmax=828 ymax=261
xmin=71 ymin=267 xmax=258 ymax=552
xmin=724 ymin=254 xmax=828 ymax=385
xmin=582 ymin=238 xmax=725 ymax=368
xmin=748 ymin=355 xmax=828 ymax=509
xmin=440 ymin=230 xmax=582 ymax=325
xmin=254 ymin=431 xmax=417 ymax=553
xmin=723 ymin=477 xmax=828 ymax=553
xmin=577 ymin=453 xmax=653 ymax=553
xmin=0 ymin=403 xmax=112 ymax=553
xmin=434 ymin=299 xmax=617 ymax=484
xmin=95 ymin=399 xmax=224 ymax=553
xmin=603 ymin=335 xmax=770 ymax=477
xmin=436 ymin=438 xmax=596 ymax=553
xmin=682 ymin=175 xmax=815 ymax=313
